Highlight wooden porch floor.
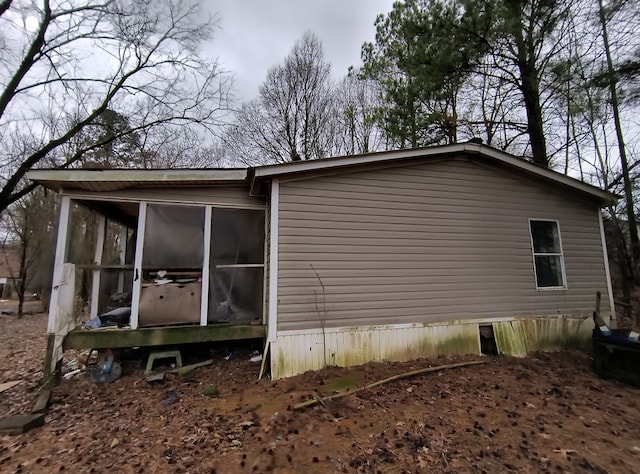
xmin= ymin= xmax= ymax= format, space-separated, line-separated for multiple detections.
xmin=62 ymin=323 xmax=266 ymax=351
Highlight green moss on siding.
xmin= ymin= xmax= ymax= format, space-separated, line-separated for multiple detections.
xmin=494 ymin=317 xmax=590 ymax=356
xmin=434 ymin=334 xmax=479 ymax=355
xmin=275 ymin=348 xmax=286 ymax=378
xmin=273 ymin=329 xmax=483 ymax=378
xmin=380 ymin=331 xmax=480 ymax=364
xmin=271 ymin=318 xmax=590 ymax=378
xmin=493 ymin=322 xmax=527 ymax=357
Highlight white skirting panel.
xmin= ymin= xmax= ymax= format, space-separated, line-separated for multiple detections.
xmin=269 ymin=315 xmax=595 ymax=379
xmin=270 ymin=322 xmax=481 ymax=379
xmin=492 ymin=315 xmax=593 ymax=357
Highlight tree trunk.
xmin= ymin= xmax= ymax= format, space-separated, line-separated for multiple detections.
xmin=17 ymin=240 xmax=28 ymax=319
xmin=598 ymin=0 xmax=640 ymax=280
xmin=506 ymin=1 xmax=549 ymax=167
xmin=519 ymin=72 xmax=548 ymax=166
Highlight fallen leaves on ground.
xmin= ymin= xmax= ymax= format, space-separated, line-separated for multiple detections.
xmin=1 ymin=309 xmax=640 ymax=473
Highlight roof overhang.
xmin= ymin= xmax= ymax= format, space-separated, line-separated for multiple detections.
xmin=27 ymin=168 xmax=249 ymax=193
xmin=27 ymin=144 xmax=617 ymax=207
xmin=248 ymin=143 xmax=617 ymax=206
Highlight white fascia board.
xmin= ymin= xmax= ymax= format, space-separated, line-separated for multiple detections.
xmin=252 ymin=145 xmax=466 ymax=178
xmin=475 ymin=145 xmax=615 ymax=205
xmin=251 ymin=143 xmax=615 ymax=205
xmin=27 ymin=168 xmax=249 ymax=187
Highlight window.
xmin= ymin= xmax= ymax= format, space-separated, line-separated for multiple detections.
xmin=529 ymin=220 xmax=566 ymax=289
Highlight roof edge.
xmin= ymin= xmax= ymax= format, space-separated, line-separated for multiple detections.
xmin=28 ymin=168 xmax=248 ymax=182
xmin=28 ymin=168 xmax=250 ymax=193
xmin=250 ymin=143 xmax=616 ymax=205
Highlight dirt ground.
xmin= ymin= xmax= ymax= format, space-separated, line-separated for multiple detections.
xmin=2 ymin=309 xmax=640 ymax=473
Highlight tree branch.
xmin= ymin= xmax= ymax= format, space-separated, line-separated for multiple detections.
xmin=0 ymin=0 xmax=52 ymax=121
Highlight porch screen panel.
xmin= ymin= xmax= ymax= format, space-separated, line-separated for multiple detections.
xmin=208 ymin=209 xmax=264 ymax=323
xmin=142 ymin=204 xmax=204 ymax=268
xmin=139 ymin=204 xmax=204 ymax=327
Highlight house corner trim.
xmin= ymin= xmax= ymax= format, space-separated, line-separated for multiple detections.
xmin=598 ymin=210 xmax=616 ymax=320
xmin=268 ymin=179 xmax=279 ymax=342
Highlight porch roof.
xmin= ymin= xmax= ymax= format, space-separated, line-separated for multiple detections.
xmin=27 ymin=168 xmax=247 ymax=193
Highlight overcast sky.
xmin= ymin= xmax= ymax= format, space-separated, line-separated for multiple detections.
xmin=203 ymin=0 xmax=395 ymax=103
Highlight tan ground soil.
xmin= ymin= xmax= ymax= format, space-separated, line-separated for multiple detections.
xmin=1 ymin=307 xmax=640 ymax=473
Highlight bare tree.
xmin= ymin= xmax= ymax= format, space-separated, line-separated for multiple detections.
xmin=1 ymin=187 xmax=56 ymax=317
xmin=0 ymin=0 xmax=231 ymax=212
xmin=333 ymin=73 xmax=384 ymax=155
xmin=596 ymin=0 xmax=640 ymax=276
xmin=225 ymin=32 xmax=336 ymax=165
xmin=457 ymin=64 xmax=529 ymax=150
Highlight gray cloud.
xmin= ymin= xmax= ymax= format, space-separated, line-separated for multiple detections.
xmin=202 ymin=0 xmax=394 ymax=103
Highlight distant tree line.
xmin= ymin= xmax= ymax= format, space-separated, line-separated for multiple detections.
xmin=223 ymin=0 xmax=640 ymax=321
xmin=1 ymin=0 xmax=640 ymax=320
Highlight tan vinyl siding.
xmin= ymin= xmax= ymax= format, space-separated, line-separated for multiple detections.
xmin=276 ymin=156 xmax=610 ymax=331
xmin=66 ymin=185 xmax=265 ymax=208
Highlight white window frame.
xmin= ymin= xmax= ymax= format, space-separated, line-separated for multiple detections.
xmin=528 ymin=218 xmax=567 ymax=291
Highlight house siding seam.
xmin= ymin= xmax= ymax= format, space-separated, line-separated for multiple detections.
xmin=275 ymin=157 xmax=611 ymax=332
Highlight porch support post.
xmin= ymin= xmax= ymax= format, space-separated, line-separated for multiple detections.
xmin=130 ymin=202 xmax=147 ymax=330
xmin=268 ymin=179 xmax=279 ymax=343
xmin=47 ymin=195 xmax=71 ymax=334
xmin=44 ymin=195 xmax=71 ymax=382
xmin=200 ymin=206 xmax=212 ymax=326
xmin=89 ymin=215 xmax=106 ymax=318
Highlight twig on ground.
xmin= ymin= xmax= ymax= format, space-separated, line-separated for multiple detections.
xmin=292 ymin=360 xmax=486 ymax=410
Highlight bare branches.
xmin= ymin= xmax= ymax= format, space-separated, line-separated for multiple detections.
xmin=0 ymin=0 xmax=12 ymax=18
xmin=0 ymin=0 xmax=52 ymax=121
xmin=225 ymin=33 xmax=336 ymax=165
xmin=0 ymin=0 xmax=230 ymax=212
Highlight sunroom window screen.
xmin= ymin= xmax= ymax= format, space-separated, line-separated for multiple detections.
xmin=208 ymin=209 xmax=264 ymax=323
xmin=142 ymin=205 xmax=204 ymax=268
xmin=530 ymin=220 xmax=565 ymax=288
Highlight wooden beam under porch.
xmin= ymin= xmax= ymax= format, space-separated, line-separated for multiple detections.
xmin=62 ymin=324 xmax=266 ymax=351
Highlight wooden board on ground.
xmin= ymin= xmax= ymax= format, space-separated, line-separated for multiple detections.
xmin=146 ymin=372 xmax=166 ymax=383
xmin=0 ymin=380 xmax=21 ymax=393
xmin=0 ymin=413 xmax=45 ymax=435
xmin=31 ymin=389 xmax=52 ymax=414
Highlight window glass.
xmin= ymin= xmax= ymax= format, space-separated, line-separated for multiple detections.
xmin=534 ymin=256 xmax=564 ymax=287
xmin=530 ymin=220 xmax=560 ymax=253
xmin=530 ymin=220 xmax=565 ymax=288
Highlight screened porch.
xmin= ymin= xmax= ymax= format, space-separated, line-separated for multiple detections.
xmin=41 ymin=179 xmax=268 ymax=375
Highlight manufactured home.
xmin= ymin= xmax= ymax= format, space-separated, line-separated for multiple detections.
xmin=29 ymin=143 xmax=616 ymax=379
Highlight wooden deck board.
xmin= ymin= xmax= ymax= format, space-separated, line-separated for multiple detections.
xmin=62 ymin=324 xmax=266 ymax=350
